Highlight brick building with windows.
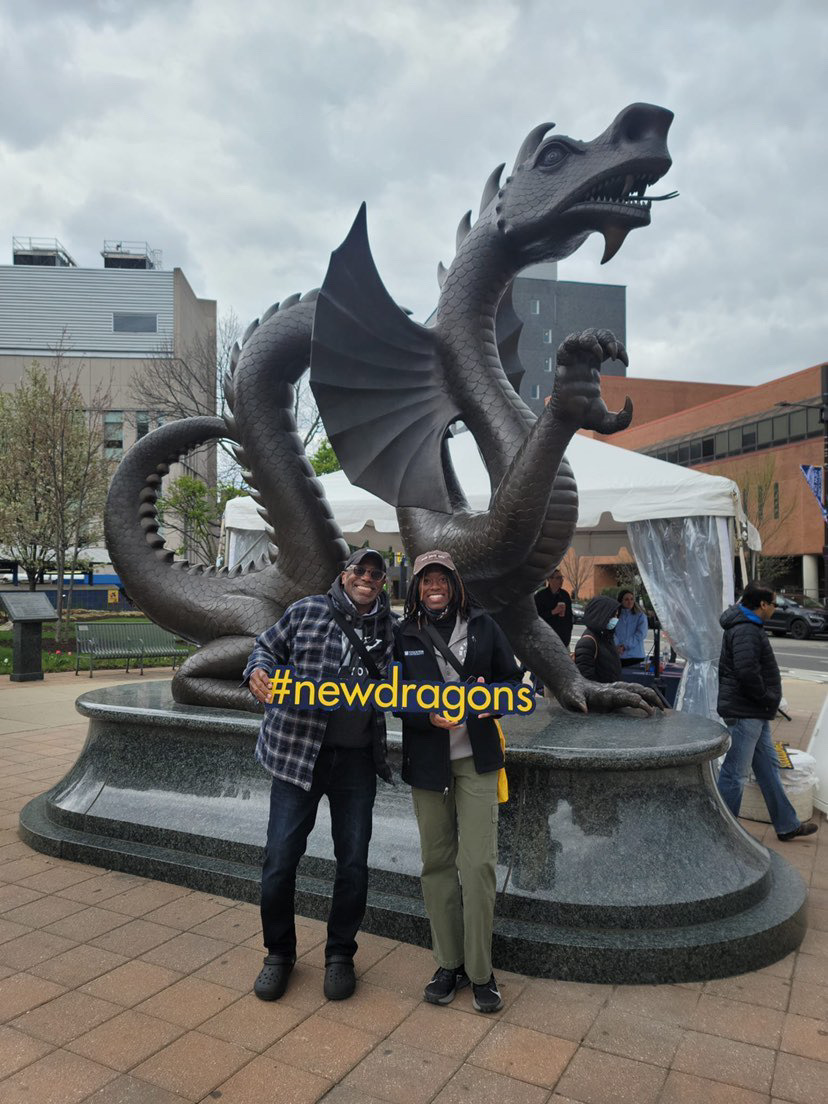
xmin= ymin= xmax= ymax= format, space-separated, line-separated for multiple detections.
xmin=583 ymin=365 xmax=828 ymax=599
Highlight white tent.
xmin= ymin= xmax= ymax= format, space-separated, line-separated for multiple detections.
xmin=223 ymin=431 xmax=755 ymax=565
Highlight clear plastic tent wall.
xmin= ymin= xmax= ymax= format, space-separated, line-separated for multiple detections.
xmin=627 ymin=516 xmax=735 ymax=723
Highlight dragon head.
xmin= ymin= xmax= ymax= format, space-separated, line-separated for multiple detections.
xmin=493 ymin=103 xmax=675 ymax=266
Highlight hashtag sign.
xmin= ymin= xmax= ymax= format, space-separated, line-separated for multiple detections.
xmin=268 ymin=668 xmax=293 ymax=705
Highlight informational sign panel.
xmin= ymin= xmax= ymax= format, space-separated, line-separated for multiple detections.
xmin=0 ymin=593 xmax=58 ymax=623
xmin=107 ymin=588 xmax=120 ymax=604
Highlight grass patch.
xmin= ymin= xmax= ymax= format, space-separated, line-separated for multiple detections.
xmin=0 ymin=612 xmax=187 ymax=674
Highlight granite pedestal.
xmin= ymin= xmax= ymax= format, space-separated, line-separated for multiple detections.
xmin=19 ymin=682 xmax=807 ymax=983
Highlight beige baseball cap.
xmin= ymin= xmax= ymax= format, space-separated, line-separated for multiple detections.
xmin=412 ymin=549 xmax=457 ymax=576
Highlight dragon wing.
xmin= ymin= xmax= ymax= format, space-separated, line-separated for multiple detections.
xmin=310 ymin=203 xmax=460 ymax=514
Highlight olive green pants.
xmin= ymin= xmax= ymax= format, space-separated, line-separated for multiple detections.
xmin=411 ymin=756 xmax=499 ymax=985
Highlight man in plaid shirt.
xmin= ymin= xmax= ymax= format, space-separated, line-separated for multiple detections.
xmin=245 ymin=549 xmax=395 ymax=1003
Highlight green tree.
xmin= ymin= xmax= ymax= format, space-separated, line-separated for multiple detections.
xmin=157 ymin=477 xmax=246 ymax=565
xmin=0 ymin=367 xmax=56 ymax=589
xmin=0 ymin=357 xmax=110 ymax=642
xmin=310 ymin=437 xmax=340 ymax=476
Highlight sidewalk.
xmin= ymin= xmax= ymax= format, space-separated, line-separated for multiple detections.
xmin=0 ymin=670 xmax=825 ymax=1104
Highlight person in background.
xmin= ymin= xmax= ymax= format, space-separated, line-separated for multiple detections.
xmin=717 ymin=580 xmax=818 ymax=842
xmin=534 ymin=569 xmax=574 ymax=648
xmin=394 ymin=549 xmax=522 ymax=1013
xmin=574 ymin=596 xmax=622 ymax=683
xmin=614 ymin=589 xmax=648 ymax=667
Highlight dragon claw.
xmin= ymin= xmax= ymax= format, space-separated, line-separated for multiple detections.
xmin=581 ymin=680 xmax=665 ymax=716
xmin=549 ymin=328 xmax=634 ymax=435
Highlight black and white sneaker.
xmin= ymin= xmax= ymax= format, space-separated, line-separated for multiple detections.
xmin=424 ymin=965 xmax=470 ymax=1005
xmin=472 ymin=974 xmax=503 ymax=1013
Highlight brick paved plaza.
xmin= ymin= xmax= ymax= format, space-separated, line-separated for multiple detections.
xmin=0 ymin=671 xmax=826 ymax=1104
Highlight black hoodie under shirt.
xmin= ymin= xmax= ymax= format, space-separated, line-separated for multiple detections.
xmin=322 ymin=577 xmax=387 ymax=749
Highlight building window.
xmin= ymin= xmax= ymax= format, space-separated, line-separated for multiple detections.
xmin=741 ymin=423 xmax=757 ymax=451
xmin=757 ymin=419 xmax=773 ymax=447
xmin=136 ymin=412 xmax=150 ymax=440
xmin=529 ymin=299 xmax=540 ymax=315
xmin=530 ymin=384 xmax=540 ymax=399
xmin=772 ymin=414 xmax=789 ymax=444
xmin=701 ymin=437 xmax=714 ymax=459
xmin=542 ymin=329 xmax=553 ymax=344
xmin=807 ymin=406 xmax=822 ymax=433
xmin=789 ymin=409 xmax=807 ymax=440
xmin=104 ymin=411 xmax=124 ymax=458
xmin=545 ymin=356 xmax=554 ymax=372
xmin=113 ymin=311 xmax=157 ymax=333
xmin=773 ymin=482 xmax=779 ymax=519
xmin=757 ymin=485 xmax=766 ymax=524
xmin=714 ymin=431 xmax=728 ymax=458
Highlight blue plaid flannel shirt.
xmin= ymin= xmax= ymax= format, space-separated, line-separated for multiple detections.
xmin=243 ymin=594 xmax=393 ymax=790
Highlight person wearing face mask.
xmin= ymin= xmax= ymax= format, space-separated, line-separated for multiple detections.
xmin=574 ymin=595 xmax=623 ymax=683
xmin=614 ymin=590 xmax=648 ymax=667
xmin=394 ymin=550 xmax=522 ymax=1013
xmin=245 ymin=549 xmax=395 ymax=1004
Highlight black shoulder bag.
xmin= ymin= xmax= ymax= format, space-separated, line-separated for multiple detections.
xmin=421 ymin=623 xmax=466 ymax=680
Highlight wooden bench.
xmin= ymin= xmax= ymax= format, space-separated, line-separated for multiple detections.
xmin=74 ymin=623 xmax=194 ymax=677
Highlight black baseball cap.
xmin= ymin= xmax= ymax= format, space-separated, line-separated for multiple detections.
xmin=343 ymin=548 xmax=387 ymax=572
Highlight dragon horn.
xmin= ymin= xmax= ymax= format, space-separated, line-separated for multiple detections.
xmin=512 ymin=123 xmax=555 ymax=172
xmin=479 ymin=163 xmax=505 ymax=215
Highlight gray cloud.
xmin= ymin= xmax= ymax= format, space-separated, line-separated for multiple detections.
xmin=0 ymin=0 xmax=825 ymax=388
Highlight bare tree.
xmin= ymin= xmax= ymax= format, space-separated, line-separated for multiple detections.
xmin=130 ymin=309 xmax=239 ymax=465
xmin=710 ymin=455 xmax=796 ymax=586
xmin=559 ymin=547 xmax=593 ymax=601
xmin=294 ymin=374 xmax=324 ymax=452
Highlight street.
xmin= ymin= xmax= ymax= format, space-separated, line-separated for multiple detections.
xmin=769 ymin=634 xmax=828 ymax=678
xmin=570 ymin=627 xmax=828 ymax=680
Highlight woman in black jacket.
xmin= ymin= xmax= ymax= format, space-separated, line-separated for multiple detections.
xmin=573 ymin=595 xmax=622 ymax=683
xmin=394 ymin=549 xmax=522 ymax=1014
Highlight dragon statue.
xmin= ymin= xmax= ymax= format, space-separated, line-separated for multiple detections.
xmin=104 ymin=102 xmax=674 ymax=714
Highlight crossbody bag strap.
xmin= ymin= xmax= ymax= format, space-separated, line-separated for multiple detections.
xmin=421 ymin=623 xmax=466 ymax=680
xmin=325 ymin=596 xmax=382 ymax=679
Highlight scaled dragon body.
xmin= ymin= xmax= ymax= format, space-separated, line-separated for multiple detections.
xmin=105 ymin=103 xmax=673 ymax=713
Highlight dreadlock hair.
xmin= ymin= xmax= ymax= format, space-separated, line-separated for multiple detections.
xmin=402 ymin=566 xmax=471 ymax=626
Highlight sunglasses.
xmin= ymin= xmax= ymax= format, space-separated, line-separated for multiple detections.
xmin=349 ymin=565 xmax=385 ymax=581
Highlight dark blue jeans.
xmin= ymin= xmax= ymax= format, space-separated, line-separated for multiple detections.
xmin=260 ymin=745 xmax=377 ymax=960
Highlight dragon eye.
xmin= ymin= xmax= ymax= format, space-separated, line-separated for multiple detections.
xmin=536 ymin=143 xmax=568 ymax=169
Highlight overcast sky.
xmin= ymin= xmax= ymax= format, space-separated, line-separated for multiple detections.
xmin=0 ymin=0 xmax=825 ymax=387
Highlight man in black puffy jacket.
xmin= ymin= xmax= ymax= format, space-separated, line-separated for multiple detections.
xmin=717 ymin=581 xmax=817 ymax=841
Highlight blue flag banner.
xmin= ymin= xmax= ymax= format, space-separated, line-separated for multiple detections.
xmin=800 ymin=464 xmax=828 ymax=523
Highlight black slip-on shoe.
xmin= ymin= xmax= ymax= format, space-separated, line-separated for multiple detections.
xmin=777 ymin=821 xmax=818 ymax=841
xmin=472 ymin=974 xmax=503 ymax=1013
xmin=424 ymin=965 xmax=470 ymax=1005
xmin=324 ymin=955 xmax=356 ymax=1000
xmin=254 ymin=954 xmax=295 ymax=1001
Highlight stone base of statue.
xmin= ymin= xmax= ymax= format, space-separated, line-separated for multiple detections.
xmin=19 ymin=682 xmax=806 ymax=983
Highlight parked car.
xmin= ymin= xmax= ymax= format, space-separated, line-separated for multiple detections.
xmin=766 ymin=594 xmax=828 ymax=640
xmin=572 ymin=602 xmax=585 ymax=624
